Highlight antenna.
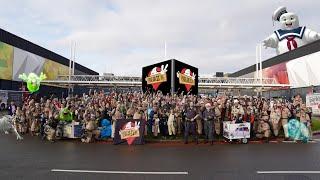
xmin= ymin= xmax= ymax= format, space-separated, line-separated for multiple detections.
xmin=72 ymin=41 xmax=76 ymax=75
xmin=69 ymin=41 xmax=73 ymax=81
xmin=164 ymin=41 xmax=167 ymax=60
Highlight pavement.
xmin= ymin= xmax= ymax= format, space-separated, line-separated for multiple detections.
xmin=1 ymin=134 xmax=320 ymax=180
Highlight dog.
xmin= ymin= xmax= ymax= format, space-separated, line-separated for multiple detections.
xmin=0 ymin=115 xmax=23 ymax=140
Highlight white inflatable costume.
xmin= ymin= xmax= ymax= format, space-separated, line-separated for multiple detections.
xmin=263 ymin=6 xmax=320 ymax=55
xmin=0 ymin=115 xmax=23 ymax=140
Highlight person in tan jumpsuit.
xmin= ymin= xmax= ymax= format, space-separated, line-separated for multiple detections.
xmin=281 ymin=104 xmax=291 ymax=140
xmin=196 ymin=104 xmax=203 ymax=135
xmin=269 ymin=105 xmax=281 ymax=137
xmin=214 ymin=102 xmax=222 ymax=135
xmin=297 ymin=104 xmax=312 ymax=140
xmin=174 ymin=107 xmax=182 ymax=135
xmin=256 ymin=107 xmax=271 ymax=141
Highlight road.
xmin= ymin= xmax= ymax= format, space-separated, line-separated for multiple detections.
xmin=0 ymin=135 xmax=320 ymax=180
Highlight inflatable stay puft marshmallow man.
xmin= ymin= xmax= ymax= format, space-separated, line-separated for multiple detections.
xmin=263 ymin=6 xmax=320 ymax=55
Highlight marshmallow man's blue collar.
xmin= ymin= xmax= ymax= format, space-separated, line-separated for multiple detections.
xmin=275 ymin=26 xmax=306 ymax=41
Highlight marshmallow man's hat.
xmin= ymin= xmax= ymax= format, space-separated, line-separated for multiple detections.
xmin=273 ymin=6 xmax=288 ymax=22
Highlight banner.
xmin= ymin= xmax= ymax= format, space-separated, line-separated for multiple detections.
xmin=174 ymin=60 xmax=198 ymax=95
xmin=142 ymin=59 xmax=198 ymax=95
xmin=261 ymin=51 xmax=320 ymax=88
xmin=286 ymin=51 xmax=320 ymax=88
xmin=142 ymin=60 xmax=171 ymax=94
xmin=43 ymin=59 xmax=69 ymax=80
xmin=12 ymin=47 xmax=45 ymax=81
xmin=113 ymin=119 xmax=146 ymax=145
xmin=263 ymin=61 xmax=289 ymax=84
xmin=0 ymin=40 xmax=72 ymax=82
xmin=223 ymin=122 xmax=250 ymax=140
xmin=7 ymin=91 xmax=23 ymax=107
xmin=0 ymin=90 xmax=8 ymax=107
xmin=0 ymin=42 xmax=13 ymax=80
xmin=306 ymin=93 xmax=320 ymax=116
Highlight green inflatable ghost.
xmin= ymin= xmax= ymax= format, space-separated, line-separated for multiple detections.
xmin=19 ymin=72 xmax=47 ymax=93
xmin=59 ymin=108 xmax=74 ymax=122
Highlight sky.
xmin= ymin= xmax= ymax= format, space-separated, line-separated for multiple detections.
xmin=0 ymin=0 xmax=320 ymax=76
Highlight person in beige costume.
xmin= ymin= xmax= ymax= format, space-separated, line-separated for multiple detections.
xmin=214 ymin=101 xmax=222 ymax=135
xmin=269 ymin=105 xmax=282 ymax=137
xmin=281 ymin=104 xmax=291 ymax=140
xmin=297 ymin=104 xmax=312 ymax=140
xmin=257 ymin=107 xmax=271 ymax=140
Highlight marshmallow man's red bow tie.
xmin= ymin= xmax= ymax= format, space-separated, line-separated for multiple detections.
xmin=286 ymin=36 xmax=298 ymax=51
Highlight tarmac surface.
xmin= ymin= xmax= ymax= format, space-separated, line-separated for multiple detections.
xmin=1 ymin=135 xmax=320 ymax=180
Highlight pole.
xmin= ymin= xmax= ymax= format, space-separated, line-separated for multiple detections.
xmin=69 ymin=41 xmax=72 ymax=81
xmin=255 ymin=45 xmax=259 ymax=81
xmin=259 ymin=43 xmax=263 ymax=85
xmin=68 ymin=41 xmax=73 ymax=96
xmin=71 ymin=42 xmax=76 ymax=97
xmin=259 ymin=43 xmax=263 ymax=96
xmin=72 ymin=42 xmax=76 ymax=75
xmin=255 ymin=45 xmax=259 ymax=96
xmin=164 ymin=41 xmax=167 ymax=60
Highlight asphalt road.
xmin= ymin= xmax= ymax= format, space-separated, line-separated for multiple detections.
xmin=1 ymin=135 xmax=320 ymax=180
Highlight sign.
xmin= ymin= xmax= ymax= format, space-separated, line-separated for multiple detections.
xmin=113 ymin=119 xmax=146 ymax=145
xmin=174 ymin=60 xmax=198 ymax=94
xmin=144 ymin=64 xmax=168 ymax=91
xmin=223 ymin=122 xmax=250 ymax=140
xmin=142 ymin=59 xmax=198 ymax=95
xmin=145 ymin=73 xmax=167 ymax=86
xmin=176 ymin=68 xmax=196 ymax=92
xmin=63 ymin=122 xmax=82 ymax=139
xmin=0 ymin=90 xmax=8 ymax=108
xmin=7 ymin=91 xmax=23 ymax=107
xmin=306 ymin=93 xmax=320 ymax=116
xmin=142 ymin=60 xmax=171 ymax=94
xmin=119 ymin=127 xmax=140 ymax=139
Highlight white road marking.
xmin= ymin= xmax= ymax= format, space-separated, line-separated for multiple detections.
xmin=257 ymin=171 xmax=320 ymax=174
xmin=51 ymin=169 xmax=189 ymax=175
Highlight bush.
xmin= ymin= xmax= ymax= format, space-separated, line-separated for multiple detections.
xmin=312 ymin=117 xmax=320 ymax=132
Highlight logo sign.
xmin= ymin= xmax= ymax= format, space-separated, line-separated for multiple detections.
xmin=114 ymin=119 xmax=146 ymax=145
xmin=306 ymin=93 xmax=320 ymax=115
xmin=119 ymin=121 xmax=140 ymax=145
xmin=145 ymin=64 xmax=168 ymax=91
xmin=176 ymin=68 xmax=196 ymax=92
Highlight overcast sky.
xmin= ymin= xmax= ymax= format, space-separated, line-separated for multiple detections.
xmin=0 ymin=0 xmax=319 ymax=76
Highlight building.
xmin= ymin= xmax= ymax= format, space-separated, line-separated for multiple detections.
xmin=0 ymin=28 xmax=98 ymax=99
xmin=230 ymin=39 xmax=320 ymax=99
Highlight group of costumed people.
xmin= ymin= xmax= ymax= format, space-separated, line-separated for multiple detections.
xmin=1 ymin=95 xmax=113 ymax=143
xmin=0 ymin=90 xmax=313 ymax=143
xmin=0 ymin=6 xmax=319 ymax=143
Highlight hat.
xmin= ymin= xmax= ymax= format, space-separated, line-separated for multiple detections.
xmin=273 ymin=6 xmax=288 ymax=22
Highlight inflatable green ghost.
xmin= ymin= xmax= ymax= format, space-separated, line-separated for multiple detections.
xmin=59 ymin=108 xmax=73 ymax=122
xmin=19 ymin=72 xmax=47 ymax=93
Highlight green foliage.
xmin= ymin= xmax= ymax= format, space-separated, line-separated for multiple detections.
xmin=312 ymin=118 xmax=320 ymax=132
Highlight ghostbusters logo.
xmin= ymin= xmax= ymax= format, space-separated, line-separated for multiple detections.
xmin=119 ymin=121 xmax=140 ymax=145
xmin=145 ymin=64 xmax=168 ymax=91
xmin=176 ymin=68 xmax=196 ymax=92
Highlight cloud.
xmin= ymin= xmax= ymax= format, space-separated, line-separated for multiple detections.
xmin=0 ymin=0 xmax=320 ymax=76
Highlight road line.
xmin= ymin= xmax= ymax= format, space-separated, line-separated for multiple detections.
xmin=51 ymin=169 xmax=189 ymax=175
xmin=257 ymin=171 xmax=320 ymax=174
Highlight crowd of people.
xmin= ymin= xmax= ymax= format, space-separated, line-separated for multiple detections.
xmin=1 ymin=90 xmax=313 ymax=144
